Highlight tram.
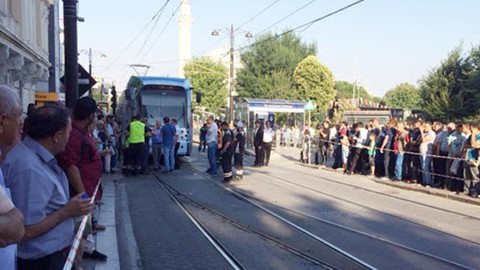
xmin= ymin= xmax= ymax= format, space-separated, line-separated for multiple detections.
xmin=117 ymin=76 xmax=200 ymax=156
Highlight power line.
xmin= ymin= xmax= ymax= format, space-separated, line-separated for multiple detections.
xmin=139 ymin=2 xmax=182 ymax=63
xmin=236 ymin=0 xmax=365 ymax=52
xmin=236 ymin=0 xmax=281 ymax=30
xmin=195 ymin=0 xmax=281 ymax=56
xmin=99 ymin=3 xmax=171 ymax=75
xmin=131 ymin=0 xmax=170 ymax=63
xmin=256 ymin=0 xmax=316 ymax=37
xmin=235 ymin=0 xmax=317 ymax=50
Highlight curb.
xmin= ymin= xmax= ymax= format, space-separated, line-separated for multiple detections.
xmin=116 ymin=180 xmax=143 ymax=270
xmin=313 ymin=166 xmax=480 ymax=206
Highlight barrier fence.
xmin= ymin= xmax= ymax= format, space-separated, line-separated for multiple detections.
xmin=63 ymin=179 xmax=102 ymax=270
xmin=305 ymin=137 xmax=479 ymax=184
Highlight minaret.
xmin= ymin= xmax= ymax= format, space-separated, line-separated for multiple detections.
xmin=177 ymin=0 xmax=192 ymax=78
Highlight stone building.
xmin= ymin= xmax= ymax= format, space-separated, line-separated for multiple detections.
xmin=0 ymin=0 xmax=50 ymax=109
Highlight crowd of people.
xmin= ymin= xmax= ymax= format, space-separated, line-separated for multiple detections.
xmin=119 ymin=115 xmax=181 ymax=176
xmin=0 ymin=87 xmax=111 ymax=270
xmin=301 ymin=118 xmax=480 ymax=198
xmin=202 ymin=116 xmax=246 ymax=183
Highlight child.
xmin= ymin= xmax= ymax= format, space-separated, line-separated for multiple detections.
xmin=364 ymin=133 xmax=377 ymax=176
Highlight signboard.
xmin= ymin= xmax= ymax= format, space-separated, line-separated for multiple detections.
xmin=35 ymin=92 xmax=59 ymax=102
xmin=304 ymin=100 xmax=316 ymax=111
xmin=60 ymin=64 xmax=97 ymax=97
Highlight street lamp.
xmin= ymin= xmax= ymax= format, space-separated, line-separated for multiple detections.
xmin=79 ymin=48 xmax=106 ymax=96
xmin=211 ymin=25 xmax=252 ymax=124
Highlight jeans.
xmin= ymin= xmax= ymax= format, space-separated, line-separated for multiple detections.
xmin=152 ymin=143 xmax=162 ymax=169
xmin=421 ymin=154 xmax=433 ymax=185
xmin=207 ymin=141 xmax=218 ymax=173
xmin=163 ymin=145 xmax=175 ymax=172
xmin=395 ymin=153 xmax=404 ymax=180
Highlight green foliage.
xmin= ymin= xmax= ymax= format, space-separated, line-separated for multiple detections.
xmin=419 ymin=46 xmax=480 ymax=121
xmin=294 ymin=55 xmax=335 ymax=114
xmin=184 ymin=57 xmax=228 ymax=115
xmin=383 ymin=83 xmax=420 ymax=109
xmin=236 ymin=31 xmax=317 ymax=99
xmin=334 ymin=81 xmax=371 ymax=100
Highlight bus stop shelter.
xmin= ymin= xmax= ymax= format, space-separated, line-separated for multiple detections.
xmin=235 ymin=98 xmax=306 ymax=148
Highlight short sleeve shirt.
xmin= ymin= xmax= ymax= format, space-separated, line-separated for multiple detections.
xmin=58 ymin=122 xmax=102 ymax=198
xmin=2 ymin=137 xmax=74 ymax=260
xmin=206 ymin=123 xmax=218 ymax=144
xmin=0 ymin=168 xmax=15 ymax=270
xmin=161 ymin=124 xmax=176 ymax=147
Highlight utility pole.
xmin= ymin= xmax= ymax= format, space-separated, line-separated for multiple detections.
xmin=63 ymin=0 xmax=79 ymax=109
xmin=229 ymin=24 xmax=235 ymax=124
xmin=211 ymin=25 xmax=252 ymax=123
xmin=88 ymin=47 xmax=92 ymax=96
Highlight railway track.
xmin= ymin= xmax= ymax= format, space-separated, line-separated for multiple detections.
xmin=175 ymin=153 xmax=480 ymax=269
xmin=152 ymin=171 xmax=372 ymax=270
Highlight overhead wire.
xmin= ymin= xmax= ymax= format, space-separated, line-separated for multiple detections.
xmin=139 ymin=2 xmax=182 ymax=63
xmin=99 ymin=3 xmax=171 ymax=75
xmin=195 ymin=0 xmax=281 ymax=56
xmin=131 ymin=0 xmax=171 ymax=63
xmin=235 ymin=0 xmax=317 ymax=50
xmin=236 ymin=0 xmax=365 ymax=52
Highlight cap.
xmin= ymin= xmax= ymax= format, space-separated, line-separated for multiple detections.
xmin=236 ymin=121 xmax=244 ymax=128
xmin=74 ymin=97 xmax=97 ymax=114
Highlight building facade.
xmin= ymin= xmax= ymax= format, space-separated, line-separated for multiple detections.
xmin=0 ymin=0 xmax=50 ymax=109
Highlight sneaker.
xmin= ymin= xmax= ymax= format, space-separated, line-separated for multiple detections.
xmin=83 ymin=250 xmax=108 ymax=261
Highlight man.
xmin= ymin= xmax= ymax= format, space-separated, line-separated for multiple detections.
xmin=126 ymin=114 xmax=145 ymax=176
xmin=141 ymin=117 xmax=152 ymax=174
xmin=220 ymin=122 xmax=234 ymax=183
xmin=447 ymin=123 xmax=467 ymax=192
xmin=3 ymin=105 xmax=93 ymax=270
xmin=57 ymin=97 xmax=108 ymax=263
xmin=253 ymin=120 xmax=264 ymax=167
xmin=394 ymin=122 xmax=408 ymax=181
xmin=346 ymin=122 xmax=368 ymax=174
xmin=151 ymin=120 xmax=163 ymax=171
xmin=0 ymin=85 xmax=25 ymax=270
xmin=205 ymin=116 xmax=218 ymax=174
xmin=199 ymin=123 xmax=208 ymax=152
xmin=432 ymin=122 xmax=448 ymax=188
xmin=105 ymin=115 xmax=118 ymax=171
xmin=318 ymin=121 xmax=330 ymax=166
xmin=161 ymin=116 xmax=176 ymax=174
xmin=379 ymin=119 xmax=397 ymax=179
xmin=233 ymin=121 xmax=246 ymax=180
xmin=465 ymin=122 xmax=480 ymax=197
xmin=262 ymin=121 xmax=275 ymax=166
xmin=172 ymin=118 xmax=181 ymax=170
xmin=419 ymin=122 xmax=436 ymax=186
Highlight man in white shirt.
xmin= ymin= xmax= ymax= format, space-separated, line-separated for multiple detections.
xmin=346 ymin=122 xmax=368 ymax=174
xmin=205 ymin=116 xmax=218 ymax=174
xmin=420 ymin=122 xmax=436 ymax=186
xmin=262 ymin=121 xmax=275 ymax=166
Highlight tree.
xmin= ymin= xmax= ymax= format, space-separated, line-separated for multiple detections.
xmin=236 ymin=31 xmax=317 ymax=99
xmin=294 ymin=55 xmax=335 ymax=121
xmin=383 ymin=83 xmax=420 ymax=109
xmin=419 ymin=46 xmax=480 ymax=121
xmin=184 ymin=57 xmax=228 ymax=115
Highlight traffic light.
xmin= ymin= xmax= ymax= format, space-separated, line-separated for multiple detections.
xmin=110 ymin=86 xmax=117 ymax=115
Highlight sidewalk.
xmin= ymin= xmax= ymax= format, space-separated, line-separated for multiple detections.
xmin=258 ymin=146 xmax=480 ymax=206
xmin=83 ymin=174 xmax=121 ymax=270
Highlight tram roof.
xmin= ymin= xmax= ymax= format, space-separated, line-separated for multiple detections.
xmin=131 ymin=76 xmax=192 ymax=89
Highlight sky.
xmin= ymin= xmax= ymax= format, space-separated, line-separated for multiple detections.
xmin=72 ymin=0 xmax=480 ymax=97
